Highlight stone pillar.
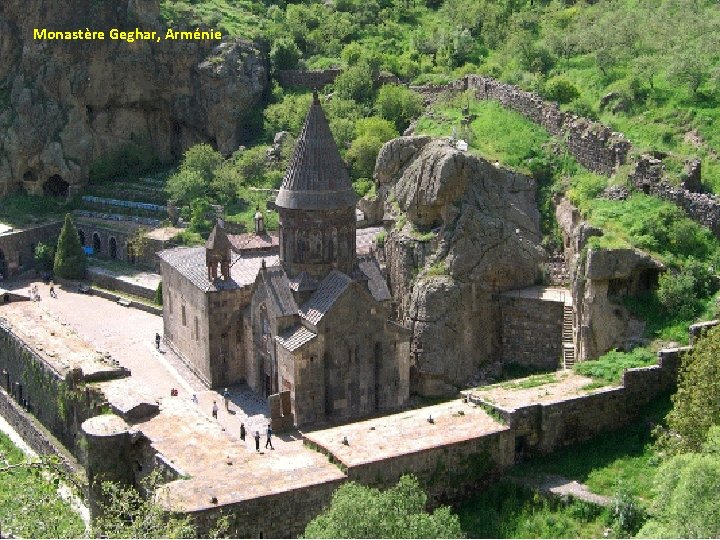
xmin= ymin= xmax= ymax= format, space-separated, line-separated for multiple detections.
xmin=81 ymin=414 xmax=133 ymax=519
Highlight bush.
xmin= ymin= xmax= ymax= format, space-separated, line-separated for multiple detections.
xmin=543 ymin=75 xmax=580 ymax=104
xmin=270 ymin=37 xmax=301 ymax=72
xmin=53 ymin=214 xmax=86 ymax=280
xmin=333 ymin=62 xmax=375 ymax=104
xmin=34 ymin=242 xmax=56 ymax=273
xmin=89 ymin=139 xmax=160 ymax=184
xmin=375 ymin=84 xmax=424 ymax=132
xmin=574 ymin=348 xmax=656 ymax=385
xmin=154 ymin=281 xmax=163 ymax=306
xmin=302 ymin=475 xmax=463 ymax=538
xmin=656 ymin=270 xmax=697 ymax=320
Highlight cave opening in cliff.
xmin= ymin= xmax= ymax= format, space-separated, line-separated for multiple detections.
xmin=42 ymin=175 xmax=69 ymax=198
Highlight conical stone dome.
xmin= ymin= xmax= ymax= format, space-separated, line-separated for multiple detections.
xmin=275 ymin=93 xmax=358 ymax=210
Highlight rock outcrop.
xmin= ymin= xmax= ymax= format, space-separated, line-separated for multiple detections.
xmin=556 ymin=197 xmax=663 ymax=360
xmin=375 ymin=136 xmax=544 ymax=395
xmin=0 ymin=0 xmax=268 ymax=196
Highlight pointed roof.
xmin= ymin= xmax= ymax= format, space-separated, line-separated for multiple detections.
xmin=276 ymin=92 xmax=358 ymax=210
xmin=206 ymin=222 xmax=232 ymax=252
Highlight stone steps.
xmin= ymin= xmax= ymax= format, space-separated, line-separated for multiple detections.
xmin=562 ymin=305 xmax=575 ymax=369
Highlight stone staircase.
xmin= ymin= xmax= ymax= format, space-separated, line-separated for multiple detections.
xmin=562 ymin=304 xmax=575 ymax=369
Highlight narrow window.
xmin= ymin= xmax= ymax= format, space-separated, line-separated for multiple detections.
xmin=182 ymin=305 xmax=187 ymax=326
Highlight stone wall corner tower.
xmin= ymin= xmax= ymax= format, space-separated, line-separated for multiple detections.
xmin=275 ymin=92 xmax=359 ymax=279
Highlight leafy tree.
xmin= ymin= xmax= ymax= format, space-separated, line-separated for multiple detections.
xmin=375 ymin=84 xmax=424 ymax=132
xmin=543 ymin=76 xmax=580 ymax=104
xmin=189 ymin=198 xmax=214 ymax=237
xmin=656 ymin=326 xmax=720 ymax=454
xmin=639 ymin=428 xmax=720 ymax=538
xmin=355 ymin=116 xmax=398 ymax=141
xmin=167 ymin=168 xmax=209 ymax=206
xmin=270 ymin=37 xmax=301 ymax=72
xmin=264 ymin=93 xmax=314 ymax=137
xmin=34 ymin=242 xmax=56 ymax=272
xmin=302 ymin=475 xmax=463 ymax=538
xmin=127 ymin=228 xmax=149 ymax=265
xmin=53 ymin=213 xmax=86 ymax=279
xmin=656 ymin=270 xmax=697 ymax=321
xmin=333 ymin=62 xmax=376 ymax=104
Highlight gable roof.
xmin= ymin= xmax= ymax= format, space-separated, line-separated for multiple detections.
xmin=206 ymin=223 xmax=232 ymax=252
xmin=299 ymin=270 xmax=352 ymax=325
xmin=276 ymin=325 xmax=317 ymax=352
xmin=275 ymin=93 xmax=358 ymax=210
xmin=261 ymin=265 xmax=298 ymax=317
xmin=359 ymin=259 xmax=392 ymax=302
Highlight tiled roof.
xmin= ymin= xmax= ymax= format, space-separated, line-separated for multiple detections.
xmin=276 ymin=93 xmax=358 ymax=210
xmin=228 ymin=232 xmax=279 ymax=252
xmin=262 ymin=266 xmax=298 ymax=316
xmin=299 ymin=271 xmax=352 ymax=325
xmin=206 ymin=223 xmax=233 ymax=251
xmin=276 ymin=325 xmax=317 ymax=352
xmin=359 ymin=260 xmax=391 ymax=302
xmin=158 ymin=247 xmax=278 ymax=292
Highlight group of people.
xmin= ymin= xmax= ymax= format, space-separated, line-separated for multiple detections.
xmin=207 ymin=391 xmax=275 ymax=452
xmin=27 ymin=283 xmax=56 ymax=301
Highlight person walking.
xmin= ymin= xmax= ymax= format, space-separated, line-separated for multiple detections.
xmin=265 ymin=424 xmax=274 ymax=450
xmin=240 ymin=422 xmax=246 ymax=442
xmin=223 ymin=387 xmax=230 ymax=410
xmin=254 ymin=431 xmax=260 ymax=452
xmin=212 ymin=401 xmax=218 ymax=419
xmin=155 ymin=332 xmax=161 ymax=350
xmin=49 ymin=284 xmax=56 ymax=298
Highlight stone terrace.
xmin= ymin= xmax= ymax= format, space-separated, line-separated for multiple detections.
xmin=469 ymin=370 xmax=607 ymax=411
xmin=305 ymin=399 xmax=508 ymax=467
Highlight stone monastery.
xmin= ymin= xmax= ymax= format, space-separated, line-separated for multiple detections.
xmin=159 ymin=93 xmax=410 ymax=427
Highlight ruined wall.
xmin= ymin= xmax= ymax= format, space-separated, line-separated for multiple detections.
xmin=0 ymin=221 xmax=62 ymax=278
xmin=276 ymin=69 xmax=342 ymax=89
xmin=500 ymin=296 xmax=563 ymax=370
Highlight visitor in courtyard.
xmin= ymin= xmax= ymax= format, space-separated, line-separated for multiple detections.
xmin=191 ymin=393 xmax=198 ymax=404
xmin=254 ymin=430 xmax=260 ymax=452
xmin=265 ymin=424 xmax=274 ymax=450
xmin=223 ymin=387 xmax=230 ymax=410
xmin=155 ymin=332 xmax=161 ymax=349
xmin=49 ymin=284 xmax=56 ymax=298
xmin=212 ymin=400 xmax=218 ymax=419
xmin=240 ymin=422 xmax=246 ymax=441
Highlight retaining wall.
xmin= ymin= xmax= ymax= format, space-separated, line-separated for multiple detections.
xmin=500 ymin=296 xmax=563 ymax=370
xmin=0 ymin=221 xmax=62 ymax=278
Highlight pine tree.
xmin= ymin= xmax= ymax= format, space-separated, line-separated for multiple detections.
xmin=53 ymin=213 xmax=86 ymax=279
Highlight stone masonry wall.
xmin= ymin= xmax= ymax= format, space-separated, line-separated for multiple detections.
xmin=0 ymin=221 xmax=62 ymax=278
xmin=500 ymin=296 xmax=563 ymax=370
xmin=276 ymin=69 xmax=342 ymax=89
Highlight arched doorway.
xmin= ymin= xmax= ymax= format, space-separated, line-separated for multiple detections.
xmin=92 ymin=233 xmax=101 ymax=255
xmin=42 ymin=175 xmax=69 ymax=198
xmin=0 ymin=248 xmax=6 ymax=278
xmin=109 ymin=237 xmax=117 ymax=259
xmin=78 ymin=230 xmax=86 ymax=246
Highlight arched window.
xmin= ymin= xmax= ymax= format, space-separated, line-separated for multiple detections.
xmin=78 ymin=230 xmax=86 ymax=246
xmin=109 ymin=237 xmax=118 ymax=259
xmin=92 ymin=233 xmax=101 ymax=254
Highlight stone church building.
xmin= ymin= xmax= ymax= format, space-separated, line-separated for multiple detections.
xmin=159 ymin=94 xmax=410 ymax=426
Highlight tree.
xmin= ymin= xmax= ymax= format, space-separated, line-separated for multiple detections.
xmin=154 ymin=281 xmax=163 ymax=306
xmin=127 ymin=228 xmax=149 ymax=265
xmin=375 ymin=84 xmax=423 ymax=132
xmin=34 ymin=242 xmax=56 ymax=273
xmin=270 ymin=37 xmax=301 ymax=72
xmin=303 ymin=475 xmax=463 ymax=538
xmin=639 ymin=427 xmax=720 ymax=538
xmin=167 ymin=168 xmax=209 ymax=206
xmin=333 ymin=62 xmax=376 ymax=104
xmin=543 ymin=76 xmax=580 ymax=104
xmin=656 ymin=325 xmax=720 ymax=455
xmin=53 ymin=213 xmax=86 ymax=279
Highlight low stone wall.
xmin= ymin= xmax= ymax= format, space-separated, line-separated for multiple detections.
xmin=89 ymin=286 xmax=162 ymax=316
xmin=0 ymin=221 xmax=62 ymax=278
xmin=500 ymin=296 xmax=563 ymax=370
xmin=276 ymin=69 xmax=342 ymax=89
xmin=87 ymin=268 xmax=157 ymax=301
xmin=0 ymin=386 xmax=86 ymax=481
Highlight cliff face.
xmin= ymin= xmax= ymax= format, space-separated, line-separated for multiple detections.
xmin=0 ymin=0 xmax=268 ymax=196
xmin=375 ymin=137 xmax=544 ymax=394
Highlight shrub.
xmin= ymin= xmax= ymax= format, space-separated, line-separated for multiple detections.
xmin=656 ymin=270 xmax=697 ymax=320
xmin=53 ymin=214 xmax=86 ymax=279
xmin=154 ymin=281 xmax=163 ymax=306
xmin=270 ymin=37 xmax=301 ymax=72
xmin=333 ymin=62 xmax=375 ymax=104
xmin=34 ymin=242 xmax=56 ymax=273
xmin=375 ymin=84 xmax=424 ymax=132
xmin=543 ymin=75 xmax=580 ymax=104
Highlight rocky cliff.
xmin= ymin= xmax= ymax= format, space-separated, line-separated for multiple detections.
xmin=374 ymin=136 xmax=544 ymax=394
xmin=0 ymin=0 xmax=268 ymax=196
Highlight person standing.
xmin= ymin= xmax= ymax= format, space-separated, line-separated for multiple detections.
xmin=254 ymin=431 xmax=260 ymax=452
xmin=223 ymin=387 xmax=230 ymax=410
xmin=240 ymin=422 xmax=246 ymax=442
xmin=155 ymin=332 xmax=161 ymax=350
xmin=49 ymin=284 xmax=56 ymax=298
xmin=265 ymin=424 xmax=274 ymax=450
xmin=212 ymin=401 xmax=218 ymax=419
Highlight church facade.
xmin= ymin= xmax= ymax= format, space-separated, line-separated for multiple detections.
xmin=159 ymin=94 xmax=410 ymax=426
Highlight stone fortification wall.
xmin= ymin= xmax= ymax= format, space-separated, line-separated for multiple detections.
xmin=87 ymin=269 xmax=157 ymax=300
xmin=340 ymin=430 xmax=514 ymax=504
xmin=500 ymin=295 xmax=563 ymax=370
xmin=277 ymin=69 xmax=342 ymax=88
xmin=0 ymin=221 xmax=63 ymax=278
xmin=0 ymin=386 xmax=85 ymax=480
xmin=473 ymin=346 xmax=682 ymax=455
xmin=189 ymin=479 xmax=343 ymax=538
